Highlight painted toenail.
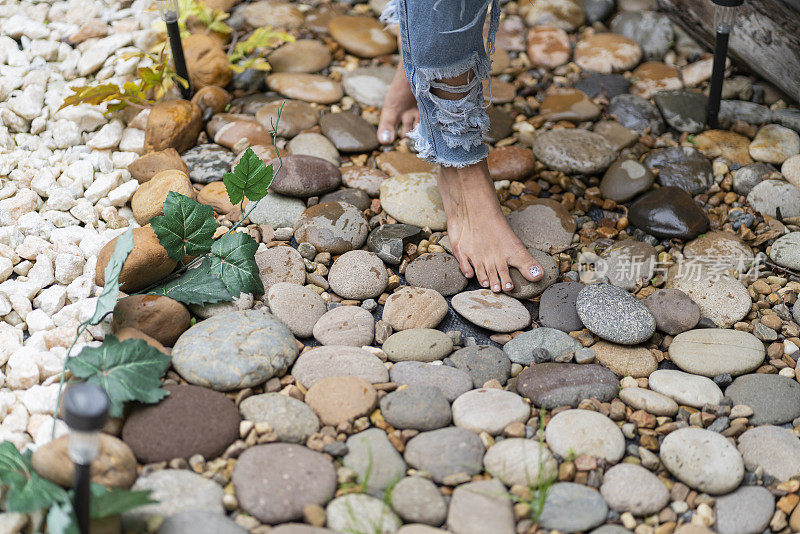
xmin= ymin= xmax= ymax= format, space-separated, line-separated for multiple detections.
xmin=493 ymin=284 xmax=500 ymax=292
xmin=481 ymin=280 xmax=488 ymax=287
xmin=505 ymin=283 xmax=513 ymax=289
xmin=530 ymin=265 xmax=542 ymax=278
xmin=379 ymin=130 xmax=392 ymax=142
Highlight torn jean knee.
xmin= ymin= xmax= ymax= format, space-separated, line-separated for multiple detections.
xmin=380 ymin=0 xmax=399 ymax=25
xmin=397 ymin=0 xmax=501 ymax=168
xmin=407 ymin=53 xmax=492 ymax=167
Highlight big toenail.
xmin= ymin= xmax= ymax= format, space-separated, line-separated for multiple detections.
xmin=530 ymin=265 xmax=542 ymax=278
xmin=379 ymin=130 xmax=391 ymax=142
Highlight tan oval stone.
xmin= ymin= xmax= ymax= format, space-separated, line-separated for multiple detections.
xmin=376 ymin=151 xmax=437 ymax=176
xmin=451 ymin=289 xmax=531 ymax=333
xmin=382 ymin=286 xmax=448 ymax=331
xmin=112 ymin=294 xmax=191 ymax=347
xmin=668 ymin=329 xmax=765 ymax=377
xmin=304 ymin=376 xmax=378 ymax=426
xmin=694 ymin=130 xmax=754 ymax=166
xmin=618 ymin=387 xmax=679 ymax=416
xmin=341 ymin=166 xmax=388 ymax=197
xmin=268 ymin=39 xmax=332 ymax=73
xmin=540 ymin=89 xmax=601 ymax=122
xmin=575 ymin=33 xmax=642 ymax=74
xmin=183 ymin=33 xmax=233 ymax=89
xmin=592 ymin=341 xmax=657 ymax=378
xmin=328 ymin=16 xmax=396 ymax=58
xmin=197 ymin=181 xmax=235 ymax=214
xmin=749 ymin=124 xmax=800 ymax=164
xmin=267 ymin=73 xmax=344 ymax=105
xmin=190 ymin=85 xmax=232 ymax=115
xmin=128 ymin=148 xmax=189 ymax=184
xmin=144 ymin=99 xmax=203 ymax=154
xmin=313 ymin=305 xmax=375 ymax=346
xmin=96 ymin=226 xmax=177 ymax=292
xmin=630 ymin=62 xmax=683 ymax=99
xmin=131 ymin=170 xmax=195 ymax=225
xmin=256 ymin=100 xmax=320 ymax=138
xmin=526 ymin=26 xmax=570 ymax=69
xmin=379 ymin=172 xmax=447 ymax=231
xmin=207 ymin=113 xmax=273 ymax=149
xmin=32 ymin=434 xmax=137 ymax=489
xmin=519 ymin=0 xmax=585 ymax=30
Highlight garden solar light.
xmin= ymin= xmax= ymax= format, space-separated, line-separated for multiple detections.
xmin=64 ymin=383 xmax=110 ymax=534
xmin=158 ymin=0 xmax=193 ymax=100
xmin=706 ymin=0 xmax=744 ymax=129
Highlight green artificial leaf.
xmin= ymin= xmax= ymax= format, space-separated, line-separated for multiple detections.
xmin=148 ymin=258 xmax=233 ymax=306
xmin=46 ymin=501 xmax=80 ymax=534
xmin=222 ymin=147 xmax=274 ymax=205
xmin=90 ymin=227 xmax=135 ymax=325
xmin=89 ymin=484 xmax=155 ymax=519
xmin=67 ymin=336 xmax=171 ymax=418
xmin=150 ymin=191 xmax=217 ymax=263
xmin=0 ymin=441 xmax=68 ymax=513
xmin=208 ymin=232 xmax=263 ymax=296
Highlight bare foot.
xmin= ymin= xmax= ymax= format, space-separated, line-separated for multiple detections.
xmin=377 ymin=63 xmax=420 ymax=144
xmin=438 ymin=161 xmax=544 ymax=293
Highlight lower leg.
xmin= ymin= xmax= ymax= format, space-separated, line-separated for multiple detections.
xmin=378 ymin=35 xmax=420 ymax=144
xmin=438 ymin=160 xmax=544 ymax=292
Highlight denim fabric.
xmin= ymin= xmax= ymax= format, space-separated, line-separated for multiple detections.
xmin=381 ymin=0 xmax=500 ymax=168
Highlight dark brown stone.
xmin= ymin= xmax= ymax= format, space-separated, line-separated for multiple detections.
xmin=487 ymin=146 xmax=536 ymax=181
xmin=629 ymin=186 xmax=709 ymax=239
xmin=144 ymin=100 xmax=203 ymax=154
xmin=112 ymin=295 xmax=191 ymax=347
xmin=270 ymin=154 xmax=341 ymax=197
xmin=121 ymin=384 xmax=240 ymax=463
xmin=516 ymin=363 xmax=619 ymax=409
xmin=319 ymin=112 xmax=379 ymax=153
xmin=128 ymin=148 xmax=189 ymax=184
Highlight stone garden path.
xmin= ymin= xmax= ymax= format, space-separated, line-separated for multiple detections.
xmin=2 ymin=0 xmax=800 ymax=532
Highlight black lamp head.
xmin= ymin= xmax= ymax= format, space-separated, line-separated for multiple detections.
xmin=63 ymin=383 xmax=110 ymax=432
xmin=712 ymin=0 xmax=744 ymax=6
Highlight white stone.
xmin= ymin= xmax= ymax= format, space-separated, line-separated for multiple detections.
xmin=25 ymin=309 xmax=55 ymax=334
xmin=0 ymin=323 xmax=23 ymax=366
xmin=545 ymin=409 xmax=626 ymax=462
xmin=118 ymin=128 xmax=145 ymax=154
xmin=107 ymin=179 xmax=138 ymax=207
xmin=483 ymin=438 xmax=558 ymax=487
xmin=83 ymin=170 xmax=121 ymax=204
xmin=87 ymin=120 xmax=123 ymax=150
xmin=20 ymin=384 xmax=60 ymax=415
xmin=647 ymin=369 xmax=724 ymax=408
xmin=452 ymin=388 xmax=530 ymax=435
xmin=8 ymin=85 xmax=45 ymax=122
xmin=668 ymin=328 xmax=765 ymax=377
xmin=660 ymin=427 xmax=744 ymax=494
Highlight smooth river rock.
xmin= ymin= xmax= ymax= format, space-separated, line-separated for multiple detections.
xmin=660 ymin=427 xmax=744 ymax=494
xmin=668 ymin=329 xmax=765 ymax=377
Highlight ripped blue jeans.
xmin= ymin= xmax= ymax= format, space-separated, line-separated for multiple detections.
xmin=381 ymin=0 xmax=500 ymax=168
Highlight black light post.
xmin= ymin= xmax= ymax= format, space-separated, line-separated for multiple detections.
xmin=706 ymin=0 xmax=744 ymax=128
xmin=63 ymin=383 xmax=110 ymax=534
xmin=159 ymin=0 xmax=193 ymax=100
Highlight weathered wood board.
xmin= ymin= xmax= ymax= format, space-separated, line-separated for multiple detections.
xmin=657 ymin=0 xmax=800 ymax=104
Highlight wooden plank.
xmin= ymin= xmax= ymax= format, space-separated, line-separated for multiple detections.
xmin=657 ymin=0 xmax=800 ymax=104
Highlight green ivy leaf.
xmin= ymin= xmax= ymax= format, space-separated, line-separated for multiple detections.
xmin=208 ymin=232 xmax=263 ymax=296
xmin=148 ymin=258 xmax=233 ymax=306
xmin=150 ymin=191 xmax=217 ymax=263
xmin=0 ymin=442 xmax=68 ymax=513
xmin=67 ymin=336 xmax=171 ymax=418
xmin=89 ymin=227 xmax=134 ymax=325
xmin=222 ymin=147 xmax=274 ymax=205
xmin=89 ymin=484 xmax=155 ymax=519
